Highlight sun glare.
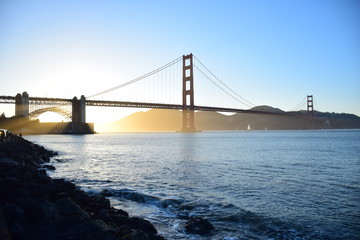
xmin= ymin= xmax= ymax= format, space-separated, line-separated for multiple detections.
xmin=38 ymin=112 xmax=68 ymax=123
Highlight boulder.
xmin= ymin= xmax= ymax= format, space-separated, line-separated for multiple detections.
xmin=60 ymin=219 xmax=119 ymax=240
xmin=185 ymin=217 xmax=214 ymax=235
xmin=109 ymin=207 xmax=129 ymax=218
xmin=43 ymin=165 xmax=56 ymax=171
xmin=131 ymin=229 xmax=166 ymax=240
xmin=129 ymin=217 xmax=157 ymax=235
xmin=55 ymin=197 xmax=90 ymax=219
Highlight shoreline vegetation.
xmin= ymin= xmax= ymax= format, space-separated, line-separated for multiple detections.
xmin=0 ymin=134 xmax=166 ymax=240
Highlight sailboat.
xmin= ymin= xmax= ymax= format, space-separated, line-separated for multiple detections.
xmin=247 ymin=124 xmax=251 ymax=131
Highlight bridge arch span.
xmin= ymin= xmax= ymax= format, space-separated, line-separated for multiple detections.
xmin=30 ymin=107 xmax=72 ymax=122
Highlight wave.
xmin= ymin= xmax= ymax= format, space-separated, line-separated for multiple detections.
xmin=98 ymin=188 xmax=348 ymax=240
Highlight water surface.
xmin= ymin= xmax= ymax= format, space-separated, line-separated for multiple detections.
xmin=27 ymin=130 xmax=360 ymax=239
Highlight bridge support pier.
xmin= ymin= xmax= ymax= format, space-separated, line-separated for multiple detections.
xmin=72 ymin=95 xmax=86 ymax=123
xmin=71 ymin=95 xmax=91 ymax=133
xmin=15 ymin=92 xmax=29 ymax=117
xmin=181 ymin=53 xmax=197 ymax=132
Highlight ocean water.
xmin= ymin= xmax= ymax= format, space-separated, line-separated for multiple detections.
xmin=26 ymin=130 xmax=360 ymax=239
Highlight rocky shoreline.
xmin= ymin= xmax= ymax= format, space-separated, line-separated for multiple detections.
xmin=0 ymin=134 xmax=165 ymax=240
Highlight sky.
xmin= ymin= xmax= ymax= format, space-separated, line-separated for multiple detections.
xmin=1 ymin=0 xmax=359 ymax=125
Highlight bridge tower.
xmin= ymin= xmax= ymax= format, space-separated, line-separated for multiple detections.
xmin=72 ymin=95 xmax=86 ymax=123
xmin=15 ymin=92 xmax=29 ymax=117
xmin=307 ymin=95 xmax=313 ymax=117
xmin=307 ymin=95 xmax=314 ymax=129
xmin=181 ymin=53 xmax=196 ymax=132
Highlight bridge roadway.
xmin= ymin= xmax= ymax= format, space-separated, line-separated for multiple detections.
xmin=0 ymin=95 xmax=289 ymax=115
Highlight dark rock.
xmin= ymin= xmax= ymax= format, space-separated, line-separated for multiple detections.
xmin=129 ymin=217 xmax=157 ymax=235
xmin=22 ymin=217 xmax=59 ymax=240
xmin=87 ymin=195 xmax=111 ymax=214
xmin=32 ymin=170 xmax=51 ymax=184
xmin=35 ymin=200 xmax=60 ymax=220
xmin=52 ymin=178 xmax=65 ymax=184
xmin=0 ymin=208 xmax=12 ymax=240
xmin=1 ymin=203 xmax=27 ymax=227
xmin=25 ymin=182 xmax=53 ymax=200
xmin=0 ymin=135 xmax=165 ymax=240
xmin=26 ymin=201 xmax=52 ymax=222
xmin=118 ymin=224 xmax=132 ymax=238
xmin=111 ymin=213 xmax=130 ymax=226
xmin=109 ymin=207 xmax=129 ymax=218
xmin=58 ymin=180 xmax=77 ymax=192
xmin=70 ymin=189 xmax=91 ymax=205
xmin=96 ymin=208 xmax=112 ymax=222
xmin=9 ymin=222 xmax=24 ymax=238
xmin=41 ymin=154 xmax=50 ymax=162
xmin=185 ymin=217 xmax=214 ymax=235
xmin=101 ymin=188 xmax=114 ymax=197
xmin=61 ymin=219 xmax=119 ymax=240
xmin=55 ymin=197 xmax=90 ymax=219
xmin=7 ymin=166 xmax=33 ymax=182
xmin=54 ymin=215 xmax=87 ymax=233
xmin=43 ymin=165 xmax=56 ymax=170
xmin=131 ymin=229 xmax=166 ymax=240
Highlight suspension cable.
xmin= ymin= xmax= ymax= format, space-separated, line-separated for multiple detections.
xmin=194 ymin=64 xmax=254 ymax=108
xmin=193 ymin=55 xmax=256 ymax=107
xmin=289 ymin=96 xmax=307 ymax=111
xmin=86 ymin=56 xmax=182 ymax=99
xmin=314 ymin=100 xmax=321 ymax=112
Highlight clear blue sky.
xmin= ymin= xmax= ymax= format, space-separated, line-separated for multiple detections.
xmin=1 ymin=0 xmax=359 ymax=121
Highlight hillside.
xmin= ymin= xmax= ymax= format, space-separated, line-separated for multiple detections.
xmin=104 ymin=107 xmax=360 ymax=132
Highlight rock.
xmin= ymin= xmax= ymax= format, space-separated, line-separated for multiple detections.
xmin=131 ymin=229 xmax=166 ymax=240
xmin=61 ymin=219 xmax=119 ymax=240
xmin=55 ymin=197 xmax=90 ymax=219
xmin=0 ymin=135 xmax=166 ymax=240
xmin=43 ymin=165 xmax=56 ymax=171
xmin=58 ymin=180 xmax=77 ymax=192
xmin=109 ymin=207 xmax=129 ymax=218
xmin=185 ymin=217 xmax=214 ymax=235
xmin=9 ymin=222 xmax=24 ymax=238
xmin=1 ymin=203 xmax=27 ymax=226
xmin=111 ymin=214 xmax=130 ymax=226
xmin=70 ymin=189 xmax=91 ymax=205
xmin=129 ymin=217 xmax=157 ymax=235
xmin=7 ymin=166 xmax=33 ymax=182
xmin=54 ymin=215 xmax=86 ymax=233
xmin=41 ymin=154 xmax=50 ymax=162
xmin=22 ymin=217 xmax=59 ymax=240
xmin=101 ymin=188 xmax=114 ymax=197
xmin=86 ymin=195 xmax=111 ymax=214
xmin=118 ymin=224 xmax=132 ymax=238
xmin=32 ymin=169 xmax=51 ymax=184
xmin=0 ymin=208 xmax=12 ymax=240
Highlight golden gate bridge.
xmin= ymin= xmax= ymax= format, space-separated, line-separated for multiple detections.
xmin=0 ymin=54 xmax=315 ymax=132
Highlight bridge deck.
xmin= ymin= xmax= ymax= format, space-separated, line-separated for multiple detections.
xmin=0 ymin=95 xmax=293 ymax=116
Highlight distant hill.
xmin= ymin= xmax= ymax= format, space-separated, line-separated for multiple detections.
xmin=105 ymin=107 xmax=360 ymax=132
xmin=250 ymin=105 xmax=285 ymax=113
